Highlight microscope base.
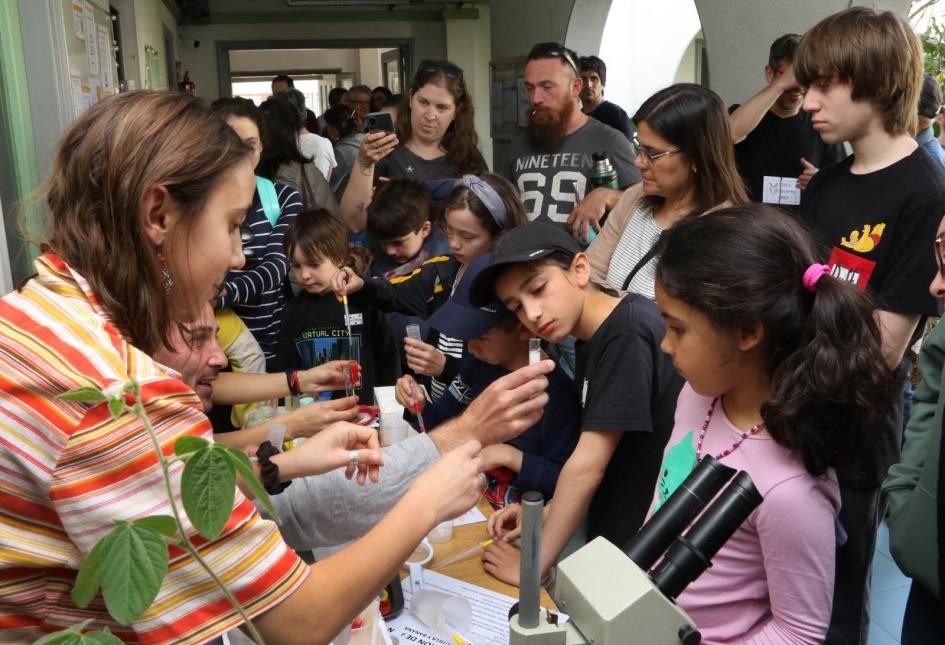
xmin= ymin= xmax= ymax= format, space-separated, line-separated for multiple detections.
xmin=509 ymin=608 xmax=569 ymax=645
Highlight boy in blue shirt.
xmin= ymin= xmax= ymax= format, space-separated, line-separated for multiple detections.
xmin=396 ymin=254 xmax=580 ymax=508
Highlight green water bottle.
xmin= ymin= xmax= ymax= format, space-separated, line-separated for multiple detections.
xmin=589 ymin=151 xmax=619 ymax=190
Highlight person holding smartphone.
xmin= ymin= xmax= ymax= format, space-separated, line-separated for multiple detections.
xmin=339 ymin=59 xmax=489 ymax=233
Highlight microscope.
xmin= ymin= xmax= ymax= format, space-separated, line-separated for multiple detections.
xmin=509 ymin=456 xmax=762 ymax=644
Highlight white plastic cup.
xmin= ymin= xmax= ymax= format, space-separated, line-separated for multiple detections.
xmin=427 ymin=520 xmax=454 ymax=544
xmin=410 ymin=590 xmax=472 ymax=643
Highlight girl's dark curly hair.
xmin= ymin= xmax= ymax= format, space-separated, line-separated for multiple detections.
xmin=654 ymin=204 xmax=896 ymax=476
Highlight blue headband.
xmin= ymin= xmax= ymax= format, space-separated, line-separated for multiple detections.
xmin=459 ymin=175 xmax=508 ymax=229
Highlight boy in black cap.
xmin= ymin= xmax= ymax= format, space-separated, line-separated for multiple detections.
xmin=472 ymin=221 xmax=682 ymax=586
xmin=395 ymin=253 xmax=581 ymax=508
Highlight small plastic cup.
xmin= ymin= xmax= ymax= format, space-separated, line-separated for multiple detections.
xmin=410 ymin=590 xmax=472 ymax=644
xmin=427 ymin=520 xmax=453 ymax=544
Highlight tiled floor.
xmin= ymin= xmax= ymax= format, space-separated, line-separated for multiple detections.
xmin=868 ymin=523 xmax=911 ymax=645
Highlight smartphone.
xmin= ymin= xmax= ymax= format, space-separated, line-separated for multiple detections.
xmin=365 ymin=111 xmax=395 ymax=134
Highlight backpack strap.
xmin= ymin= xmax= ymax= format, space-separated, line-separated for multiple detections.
xmin=255 ymin=176 xmax=281 ymax=228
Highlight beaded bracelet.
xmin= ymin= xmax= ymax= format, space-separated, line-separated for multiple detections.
xmin=256 ymin=441 xmax=292 ymax=495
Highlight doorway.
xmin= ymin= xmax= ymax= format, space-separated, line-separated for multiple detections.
xmin=217 ymin=39 xmax=411 ymax=109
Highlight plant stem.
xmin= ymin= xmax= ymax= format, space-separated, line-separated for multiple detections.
xmin=135 ymin=403 xmax=267 ymax=645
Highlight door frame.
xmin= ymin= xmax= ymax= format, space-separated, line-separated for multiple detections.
xmin=216 ymin=38 xmax=414 ymax=100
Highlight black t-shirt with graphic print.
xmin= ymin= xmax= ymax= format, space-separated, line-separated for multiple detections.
xmin=800 ymin=146 xmax=945 ymax=488
xmin=800 ymin=146 xmax=945 ymax=317
xmin=575 ymin=294 xmax=683 ymax=547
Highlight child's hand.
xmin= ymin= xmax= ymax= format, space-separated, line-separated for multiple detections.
xmin=482 ymin=540 xmax=522 ymax=587
xmin=358 ymin=131 xmax=399 ymax=167
xmin=486 ymin=502 xmax=522 ymax=542
xmin=285 ymin=396 xmax=359 ymax=439
xmin=395 ymin=375 xmax=426 ymax=412
xmin=275 ymin=421 xmax=383 ymax=484
xmin=404 ymin=337 xmax=446 ymax=377
xmin=330 ymin=266 xmax=364 ymax=301
xmin=298 ymin=361 xmax=357 ymax=393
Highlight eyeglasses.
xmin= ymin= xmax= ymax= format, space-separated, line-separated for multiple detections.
xmin=631 ymin=133 xmax=682 ymax=169
xmin=934 ymin=234 xmax=945 ymax=278
xmin=527 ymin=42 xmax=580 ymax=76
xmin=417 ymin=60 xmax=463 ymax=81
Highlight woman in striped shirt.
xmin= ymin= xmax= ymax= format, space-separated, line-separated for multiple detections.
xmin=0 ymin=91 xmax=489 ymax=643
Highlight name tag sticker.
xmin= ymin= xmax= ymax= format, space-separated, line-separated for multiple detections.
xmin=778 ymin=177 xmax=801 ymax=205
xmin=345 ymin=313 xmax=363 ymax=326
xmin=762 ymin=175 xmax=782 ymax=204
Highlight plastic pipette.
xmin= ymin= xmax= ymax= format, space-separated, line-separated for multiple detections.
xmin=341 ymin=277 xmax=356 ymax=397
xmin=430 ymin=539 xmax=494 ymax=570
xmin=410 ymin=380 xmax=427 ymax=433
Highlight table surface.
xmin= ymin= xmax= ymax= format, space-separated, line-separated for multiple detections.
xmin=399 ymin=499 xmax=555 ymax=608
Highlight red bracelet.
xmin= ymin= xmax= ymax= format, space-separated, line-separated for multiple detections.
xmin=285 ymin=369 xmax=302 ymax=396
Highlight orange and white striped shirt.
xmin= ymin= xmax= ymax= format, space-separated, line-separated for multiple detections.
xmin=0 ymin=254 xmax=308 ymax=643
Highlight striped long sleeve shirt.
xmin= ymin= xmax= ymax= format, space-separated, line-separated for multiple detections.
xmin=221 ymin=182 xmax=302 ymax=370
xmin=0 ymin=254 xmax=308 ymax=642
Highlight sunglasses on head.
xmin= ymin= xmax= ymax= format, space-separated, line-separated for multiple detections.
xmin=416 ymin=60 xmax=463 ymax=81
xmin=527 ymin=42 xmax=579 ymax=75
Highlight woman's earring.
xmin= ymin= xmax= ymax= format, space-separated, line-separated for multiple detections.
xmin=157 ymin=248 xmax=173 ymax=294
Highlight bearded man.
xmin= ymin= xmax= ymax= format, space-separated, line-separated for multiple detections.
xmin=505 ymin=42 xmax=639 ymax=241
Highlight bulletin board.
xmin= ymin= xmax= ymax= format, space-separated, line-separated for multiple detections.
xmin=63 ymin=0 xmax=119 ymax=118
xmin=489 ymin=57 xmax=529 ymax=141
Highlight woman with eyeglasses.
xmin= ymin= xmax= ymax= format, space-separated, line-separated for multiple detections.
xmin=339 ymin=59 xmax=488 ymax=232
xmin=586 ymin=83 xmax=748 ymax=300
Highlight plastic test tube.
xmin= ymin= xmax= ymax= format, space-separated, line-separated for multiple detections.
xmin=529 ymin=338 xmax=541 ymax=365
xmin=410 ymin=380 xmax=427 ymax=433
xmin=405 ymin=324 xmax=422 ymax=342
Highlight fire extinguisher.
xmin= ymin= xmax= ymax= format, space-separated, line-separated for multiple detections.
xmin=179 ymin=71 xmax=196 ymax=96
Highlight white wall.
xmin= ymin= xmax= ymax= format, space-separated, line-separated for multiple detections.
xmin=694 ymin=0 xmax=912 ymax=106
xmin=132 ymin=0 xmax=177 ymax=89
xmin=358 ymin=48 xmax=383 ymax=88
xmin=599 ymin=0 xmax=702 ymax=118
xmin=446 ymin=4 xmax=493 ymax=167
xmin=229 ymin=48 xmax=360 ymax=74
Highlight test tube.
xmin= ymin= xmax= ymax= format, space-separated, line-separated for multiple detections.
xmin=405 ymin=324 xmax=422 ymax=342
xmin=529 ymin=338 xmax=541 ymax=365
xmin=410 ymin=380 xmax=427 ymax=433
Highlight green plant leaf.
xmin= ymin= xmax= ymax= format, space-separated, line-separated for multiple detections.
xmin=84 ymin=632 xmax=124 ymax=645
xmin=99 ymin=523 xmax=168 ymax=625
xmin=181 ymin=445 xmax=236 ymax=539
xmin=173 ymin=435 xmax=209 ymax=457
xmin=107 ymin=397 xmax=124 ymax=419
xmin=57 ymin=387 xmax=106 ymax=402
xmin=223 ymin=445 xmax=280 ymax=523
xmin=132 ymin=515 xmax=177 ymax=538
xmin=72 ymin=527 xmax=121 ymax=608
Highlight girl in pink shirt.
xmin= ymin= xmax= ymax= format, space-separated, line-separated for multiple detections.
xmin=650 ymin=204 xmax=894 ymax=644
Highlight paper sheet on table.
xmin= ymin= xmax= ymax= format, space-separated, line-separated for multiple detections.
xmin=387 ymin=569 xmax=515 ymax=645
xmin=453 ymin=505 xmax=486 ymax=527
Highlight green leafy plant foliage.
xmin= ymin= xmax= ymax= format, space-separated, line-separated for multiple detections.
xmin=34 ymin=621 xmax=123 ymax=644
xmin=55 ymin=381 xmax=275 ymax=643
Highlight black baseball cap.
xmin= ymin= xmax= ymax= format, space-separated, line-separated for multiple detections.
xmin=428 ymin=253 xmax=511 ymax=340
xmin=469 ymin=221 xmax=580 ymax=307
